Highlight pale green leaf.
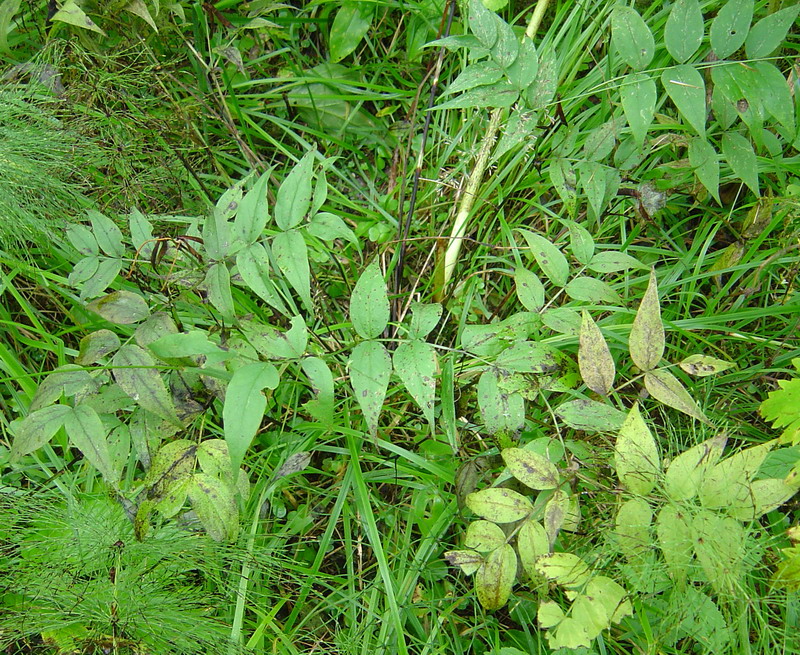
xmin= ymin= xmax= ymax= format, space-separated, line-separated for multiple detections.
xmin=272 ymin=228 xmax=312 ymax=311
xmin=329 ymin=1 xmax=373 ymax=63
xmin=469 ymin=0 xmax=497 ymax=48
xmin=88 ymin=210 xmax=124 ymax=258
xmin=232 ymin=168 xmax=270 ymax=247
xmin=466 ymin=487 xmax=533 ymax=523
xmin=129 ymin=208 xmax=154 ymax=259
xmin=351 ymin=259 xmax=390 ymax=340
xmin=349 ymin=340 xmax=391 ymax=436
xmin=495 ymin=341 xmax=558 ymax=374
xmin=621 ymin=73 xmax=656 ymax=147
xmin=501 ymin=447 xmax=560 ymax=490
xmin=629 ymin=269 xmax=664 ymax=371
xmin=518 ymin=229 xmax=569 ymax=286
xmin=615 ymin=402 xmax=660 ymax=494
xmin=505 ymin=38 xmax=538 ymax=91
xmin=664 ymin=433 xmax=727 ymax=501
xmin=465 ymin=520 xmax=506 ymax=552
xmin=275 ymin=151 xmax=314 ymax=230
xmin=535 ymin=552 xmax=591 ymax=589
xmin=189 ymin=472 xmax=239 ymax=542
xmin=30 ymin=365 xmax=95 ymax=411
xmin=699 ymin=441 xmax=774 ymax=510
xmin=9 ymin=404 xmax=71 ymax=461
xmin=518 ymin=519 xmax=549 ymax=578
xmin=611 ymin=6 xmax=654 ymax=70
xmin=615 ymin=497 xmax=653 ymax=561
xmin=579 ymin=311 xmax=615 ymax=396
xmin=204 ymin=262 xmax=234 ymax=322
xmin=236 ymin=242 xmax=290 ymax=316
xmin=655 ymin=504 xmax=694 ymax=584
xmin=434 ymin=82 xmax=519 ymax=110
xmin=565 ymin=276 xmax=621 ymax=304
xmin=87 ymin=291 xmax=150 ymax=325
xmin=709 ymin=0 xmax=753 ymax=59
xmin=444 ymin=549 xmax=484 ymax=576
xmin=393 ymin=340 xmax=437 ymax=428
xmin=561 ymin=219 xmax=594 ymax=265
xmin=662 ymin=65 xmax=707 ymax=137
xmin=727 ymin=476 xmax=800 ymax=520
xmin=301 ymin=356 xmax=335 ymax=426
xmin=644 ymin=368 xmax=709 ymax=423
xmin=679 ymin=354 xmax=735 ymax=377
xmin=407 ymin=302 xmax=443 ymax=340
xmin=514 ymin=266 xmax=545 ymax=311
xmin=307 ymin=212 xmax=358 ymax=246
xmin=664 ymin=0 xmax=704 ymax=63
xmin=555 ymin=399 xmax=627 ymax=432
xmin=51 ymin=0 xmax=105 ymax=34
xmin=721 ymin=132 xmax=759 ymax=195
xmin=0 ymin=0 xmax=22 ymax=54
xmin=475 ymin=544 xmax=516 ymax=610
xmin=544 ymin=489 xmax=568 ymax=545
xmin=123 ymin=0 xmax=157 ymax=30
xmin=587 ymin=250 xmax=647 ymax=273
xmin=64 ymin=403 xmax=116 ymax=484
xmin=79 ymin=258 xmax=123 ymax=301
xmin=478 ymin=368 xmax=525 ymax=435
xmin=691 ymin=509 xmax=745 ymax=593
xmin=112 ymin=345 xmax=181 ymax=426
xmin=444 ymin=60 xmax=504 ymax=95
xmin=76 ymin=329 xmax=121 ymax=365
xmin=745 ymin=5 xmax=800 ymax=59
xmin=753 ymin=62 xmax=795 ymax=135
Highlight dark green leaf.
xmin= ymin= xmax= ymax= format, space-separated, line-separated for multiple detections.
xmin=709 ymin=0 xmax=753 ymax=59
xmin=721 ymin=132 xmax=759 ymax=195
xmin=329 ymin=1 xmax=373 ymax=63
xmin=112 ymin=344 xmax=182 ymax=426
xmin=745 ymin=5 xmax=800 ymax=59
xmin=272 ymin=229 xmax=312 ymax=311
xmin=689 ymin=138 xmax=721 ymax=204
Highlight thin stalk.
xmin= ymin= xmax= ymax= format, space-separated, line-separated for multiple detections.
xmin=439 ymin=0 xmax=552 ymax=294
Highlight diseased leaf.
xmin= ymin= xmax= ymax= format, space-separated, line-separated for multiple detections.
xmin=662 ymin=65 xmax=706 ymax=137
xmin=51 ymin=0 xmax=105 ymax=34
xmin=478 ymin=368 xmax=525 ymax=435
xmin=466 ymin=520 xmax=506 ymax=552
xmin=76 ymin=329 xmax=121 ymax=365
xmin=64 ymin=403 xmax=116 ymax=484
xmin=112 ymin=345 xmax=181 ymax=426
xmin=307 ymin=212 xmax=358 ymax=246
xmin=30 ymin=365 xmax=96 ymax=411
xmin=664 ymin=0 xmax=703 ymax=63
xmin=691 ymin=509 xmax=745 ymax=594
xmin=444 ymin=60 xmax=504 ymax=95
xmin=699 ymin=441 xmax=774 ymax=510
xmin=514 ymin=266 xmax=545 ymax=311
xmin=555 ymin=399 xmax=627 ymax=432
xmin=393 ymin=340 xmax=437 ymax=428
xmin=444 ymin=549 xmax=484 ymax=576
xmin=644 ymin=368 xmax=709 ymax=423
xmin=664 ymin=433 xmax=728 ymax=501
xmin=518 ymin=519 xmax=549 ymax=578
xmin=679 ymin=354 xmax=735 ymax=377
xmin=407 ymin=302 xmax=443 ymax=340
xmin=587 ymin=250 xmax=647 ymax=273
xmin=518 ymin=229 xmax=569 ymax=287
xmin=349 ymin=340 xmax=391 ymax=436
xmin=629 ymin=269 xmax=664 ymax=371
xmin=237 ymin=243 xmax=290 ymax=316
xmin=709 ymin=0 xmax=753 ymax=59
xmin=544 ymin=489 xmax=568 ymax=546
xmin=727 ymin=476 xmax=800 ymax=520
xmin=351 ymin=259 xmax=390 ymax=340
xmin=535 ymin=552 xmax=591 ymax=589
xmin=189 ymin=472 xmax=239 ymax=542
xmin=466 ymin=488 xmax=533 ymax=523
xmin=579 ymin=311 xmax=615 ymax=396
xmin=475 ymin=544 xmax=516 ymax=610
xmin=9 ymin=404 xmax=71 ymax=461
xmin=87 ymin=291 xmax=150 ymax=325
xmin=562 ymin=219 xmax=595 ymax=265
xmin=615 ymin=403 xmax=660 ymax=494
xmin=433 ymin=82 xmax=519 ymax=110
xmin=565 ymin=276 xmax=621 ymax=304
xmin=656 ymin=505 xmax=695 ymax=584
xmin=495 ymin=341 xmax=558 ymax=374
xmin=502 ymin=447 xmax=559 ymax=490
xmin=611 ymin=6 xmax=654 ymax=70
xmin=301 ymin=356 xmax=335 ymax=426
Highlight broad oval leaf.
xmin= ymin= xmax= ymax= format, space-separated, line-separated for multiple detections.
xmin=393 ymin=340 xmax=437 ymax=427
xmin=587 ymin=250 xmax=647 ymax=273
xmin=189 ymin=472 xmax=239 ymax=542
xmin=51 ymin=0 xmax=105 ymax=34
xmin=501 ymin=447 xmax=559 ymax=490
xmin=475 ymin=544 xmax=517 ymax=610
xmin=614 ymin=403 xmax=660 ymax=494
xmin=691 ymin=509 xmax=745 ymax=594
xmin=727 ymin=476 xmax=800 ymax=520
xmin=466 ymin=487 xmax=533 ymax=523
xmin=615 ymin=497 xmax=653 ymax=561
xmin=664 ymin=0 xmax=703 ymax=63
xmin=307 ymin=212 xmax=358 ymax=246
xmin=349 ymin=340 xmax=392 ymax=436
xmin=89 ymin=210 xmax=124 ymax=258
xmin=496 ymin=341 xmax=558 ymax=374
xmin=64 ymin=403 xmax=116 ymax=484
xmin=629 ymin=269 xmax=664 ymax=371
xmin=699 ymin=441 xmax=774 ymax=510
xmin=721 ymin=132 xmax=759 ymax=196
xmin=272 ymin=229 xmax=312 ymax=311
xmin=664 ymin=433 xmax=727 ymax=501
xmin=679 ymin=354 xmax=735 ymax=377
xmin=407 ymin=302 xmax=443 ymax=340
xmin=329 ymin=1 xmax=373 ymax=63
xmin=112 ymin=345 xmax=181 ymax=426
xmin=644 ymin=368 xmax=709 ymax=423
xmin=466 ymin=520 xmax=507 ymax=552
xmin=351 ymin=259 xmax=390 ymax=340
xmin=709 ymin=0 xmax=753 ymax=59
xmin=565 ymin=276 xmax=621 ymax=304
xmin=661 ymin=65 xmax=706 ymax=137
xmin=518 ymin=229 xmax=569 ymax=287
xmin=514 ymin=266 xmax=545 ymax=311
xmin=223 ymin=362 xmax=280 ymax=475
xmin=518 ymin=519 xmax=549 ymax=578
xmin=579 ymin=311 xmax=615 ymax=396
xmin=9 ymin=404 xmax=71 ymax=461
xmin=555 ymin=399 xmax=627 ymax=433
xmin=535 ymin=552 xmax=592 ymax=589
xmin=611 ymin=6 xmax=654 ymax=70
xmin=30 ymin=365 xmax=96 ymax=411
xmin=620 ymin=73 xmax=656 ymax=148
xmin=76 ymin=329 xmax=121 ymax=365
xmin=478 ymin=368 xmax=525 ymax=435
xmin=87 ymin=291 xmax=150 ymax=325
xmin=275 ymin=151 xmax=314 ymax=230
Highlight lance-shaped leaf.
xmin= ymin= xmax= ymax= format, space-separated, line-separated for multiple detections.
xmin=518 ymin=229 xmax=569 ymax=287
xmin=87 ymin=290 xmax=150 ymax=325
xmin=645 ymin=368 xmax=709 ymax=423
xmin=189 ymin=472 xmax=239 ymax=542
xmin=478 ymin=368 xmax=525 ymax=435
xmin=518 ymin=519 xmax=549 ymax=578
xmin=112 ymin=345 xmax=182 ymax=426
xmin=679 ymin=354 xmax=735 ymax=377
xmin=64 ymin=403 xmax=117 ymax=484
xmin=615 ymin=403 xmax=660 ymax=494
xmin=579 ymin=311 xmax=615 ymax=395
xmin=301 ymin=356 xmax=335 ymax=426
xmin=475 ymin=544 xmax=517 ymax=610
xmin=664 ymin=433 xmax=728 ymax=501
xmin=656 ymin=505 xmax=694 ymax=584
xmin=272 ymin=229 xmax=312 ymax=311
xmin=501 ymin=447 xmax=559 ymax=490
xmin=721 ymin=132 xmax=759 ymax=196
xmin=10 ymin=404 xmax=72 ymax=461
xmin=223 ymin=362 xmax=279 ymax=475
xmin=465 ymin=520 xmax=507 ymax=552
xmin=350 ymin=259 xmax=390 ymax=340
xmin=629 ymin=269 xmax=663 ymax=371
xmin=393 ymin=340 xmax=437 ymax=428
xmin=349 ymin=340 xmax=391 ymax=436
xmin=275 ymin=151 xmax=314 ymax=231
xmin=466 ymin=488 xmax=533 ymax=523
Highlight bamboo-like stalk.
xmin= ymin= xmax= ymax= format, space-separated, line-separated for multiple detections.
xmin=439 ymin=0 xmax=552 ymax=294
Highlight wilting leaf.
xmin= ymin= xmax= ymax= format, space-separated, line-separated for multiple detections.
xmin=466 ymin=488 xmax=533 ymax=523
xmin=579 ymin=311 xmax=615 ymax=395
xmin=444 ymin=549 xmax=484 ymax=576
xmin=544 ymin=489 xmax=568 ymax=546
xmin=501 ymin=447 xmax=559 ymax=490
xmin=664 ymin=433 xmax=728 ymax=501
xmin=644 ymin=368 xmax=709 ymax=423
xmin=629 ymin=269 xmax=663 ymax=371
xmin=349 ymin=340 xmax=391 ymax=436
xmin=112 ymin=345 xmax=182 ymax=426
xmin=475 ymin=544 xmax=517 ymax=610
xmin=87 ymin=291 xmax=150 ymax=325
xmin=615 ymin=403 xmax=660 ymax=494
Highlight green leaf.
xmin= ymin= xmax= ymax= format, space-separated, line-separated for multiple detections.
xmin=30 ymin=365 xmax=96 ymax=411
xmin=518 ymin=519 xmax=549 ymax=578
xmin=9 ymin=404 xmax=71 ymax=461
xmin=620 ymin=73 xmax=656 ymax=148
xmin=329 ymin=1 xmax=373 ymax=63
xmin=526 ymin=47 xmax=558 ymax=109
xmin=232 ymin=168 xmax=270 ymax=247
xmin=112 ymin=344 xmax=182 ymax=426
xmin=478 ymin=368 xmax=525 ymax=435
xmin=0 ymin=0 xmax=22 ymax=54
xmin=579 ymin=311 xmax=615 ymax=396
xmin=691 ymin=509 xmax=745 ymax=593
xmin=664 ymin=433 xmax=727 ymax=501
xmin=466 ymin=488 xmax=533 ymax=523
xmin=67 ymin=224 xmax=99 ymax=257
xmin=664 ymin=0 xmax=704 ymax=63
xmin=444 ymin=549 xmax=484 ymax=576
xmin=466 ymin=520 xmax=506 ymax=552
xmin=583 ymin=120 xmax=618 ymax=162
xmin=629 ymin=269 xmax=664 ymax=371
xmin=129 ymin=208 xmax=154 ymax=259
xmin=134 ymin=312 xmax=179 ymax=349
xmin=76 ymin=329 xmax=121 ymax=365
xmin=275 ymin=151 xmax=314 ymax=231
xmin=721 ymin=132 xmax=759 ymax=195
xmin=79 ymin=258 xmax=123 ymax=301
xmin=475 ymin=544 xmax=516 ymax=610
xmin=611 ymin=6 xmax=654 ymax=70
xmin=505 ymin=38 xmax=538 ymax=91
xmin=555 ymin=399 xmax=627 ymax=432
xmin=518 ymin=229 xmax=569 ymax=287
xmin=51 ymin=0 xmax=105 ymax=34
xmin=69 ymin=256 xmax=99 ymax=287
xmin=709 ymin=0 xmax=753 ymax=59
xmin=189 ymin=472 xmax=239 ymax=542
xmin=350 ymin=259 xmax=390 ymax=340
xmin=148 ymin=331 xmax=227 ymax=361
xmin=542 ymin=307 xmax=581 ymax=336
xmin=444 ymin=61 xmax=504 ymax=95
xmin=205 ymin=188 xmax=237 ymax=260
xmin=760 ymin=367 xmax=800 ymax=442
xmin=123 ymin=0 xmax=156 ymax=30
xmin=565 ymin=276 xmax=621 ymax=304
xmin=655 ymin=505 xmax=694 ymax=584
xmin=393 ymin=340 xmax=437 ymax=428
xmin=501 ymin=447 xmax=559 ymax=490
xmin=577 ymin=161 xmax=620 ymax=222
xmin=753 ymin=62 xmax=795 ymax=134
xmin=699 ymin=441 xmax=773 ymax=511
xmin=535 ymin=552 xmax=592 ymax=589
xmin=488 ymin=12 xmax=518 ymax=68
xmin=236 ymin=243 xmax=290 ymax=315
xmin=615 ymin=403 xmax=660 ymax=495
xmin=64 ymin=403 xmax=116 ymax=485
xmin=727 ymin=476 xmax=800 ymax=520
xmin=307 ymin=212 xmax=358 ymax=246
xmin=88 ymin=210 xmax=124 ymax=258
xmin=272 ymin=229 xmax=312 ymax=311
xmin=468 ymin=0 xmax=497 ymax=48
xmin=514 ymin=266 xmax=545 ymax=311
xmin=434 ymin=82 xmax=519 ymax=110
xmin=204 ymin=262 xmax=234 ymax=322
xmin=745 ymin=4 xmax=800 ymax=59
xmin=644 ymin=368 xmax=709 ymax=423
xmin=679 ymin=354 xmax=735 ymax=377
xmin=662 ymin=65 xmax=706 ymax=137
xmin=301 ymin=356 xmax=335 ymax=426
xmin=87 ymin=290 xmax=150 ymax=325
xmin=615 ymin=497 xmax=653 ymax=561
xmin=407 ymin=302 xmax=443 ymax=340
xmin=689 ymin=138 xmax=721 ymax=204
xmin=349 ymin=340 xmax=391 ymax=436
xmin=223 ymin=362 xmax=279 ymax=475
xmin=496 ymin=341 xmax=558 ymax=374
xmin=587 ymin=250 xmax=647 ymax=273
xmin=562 ymin=219 xmax=594 ymax=265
